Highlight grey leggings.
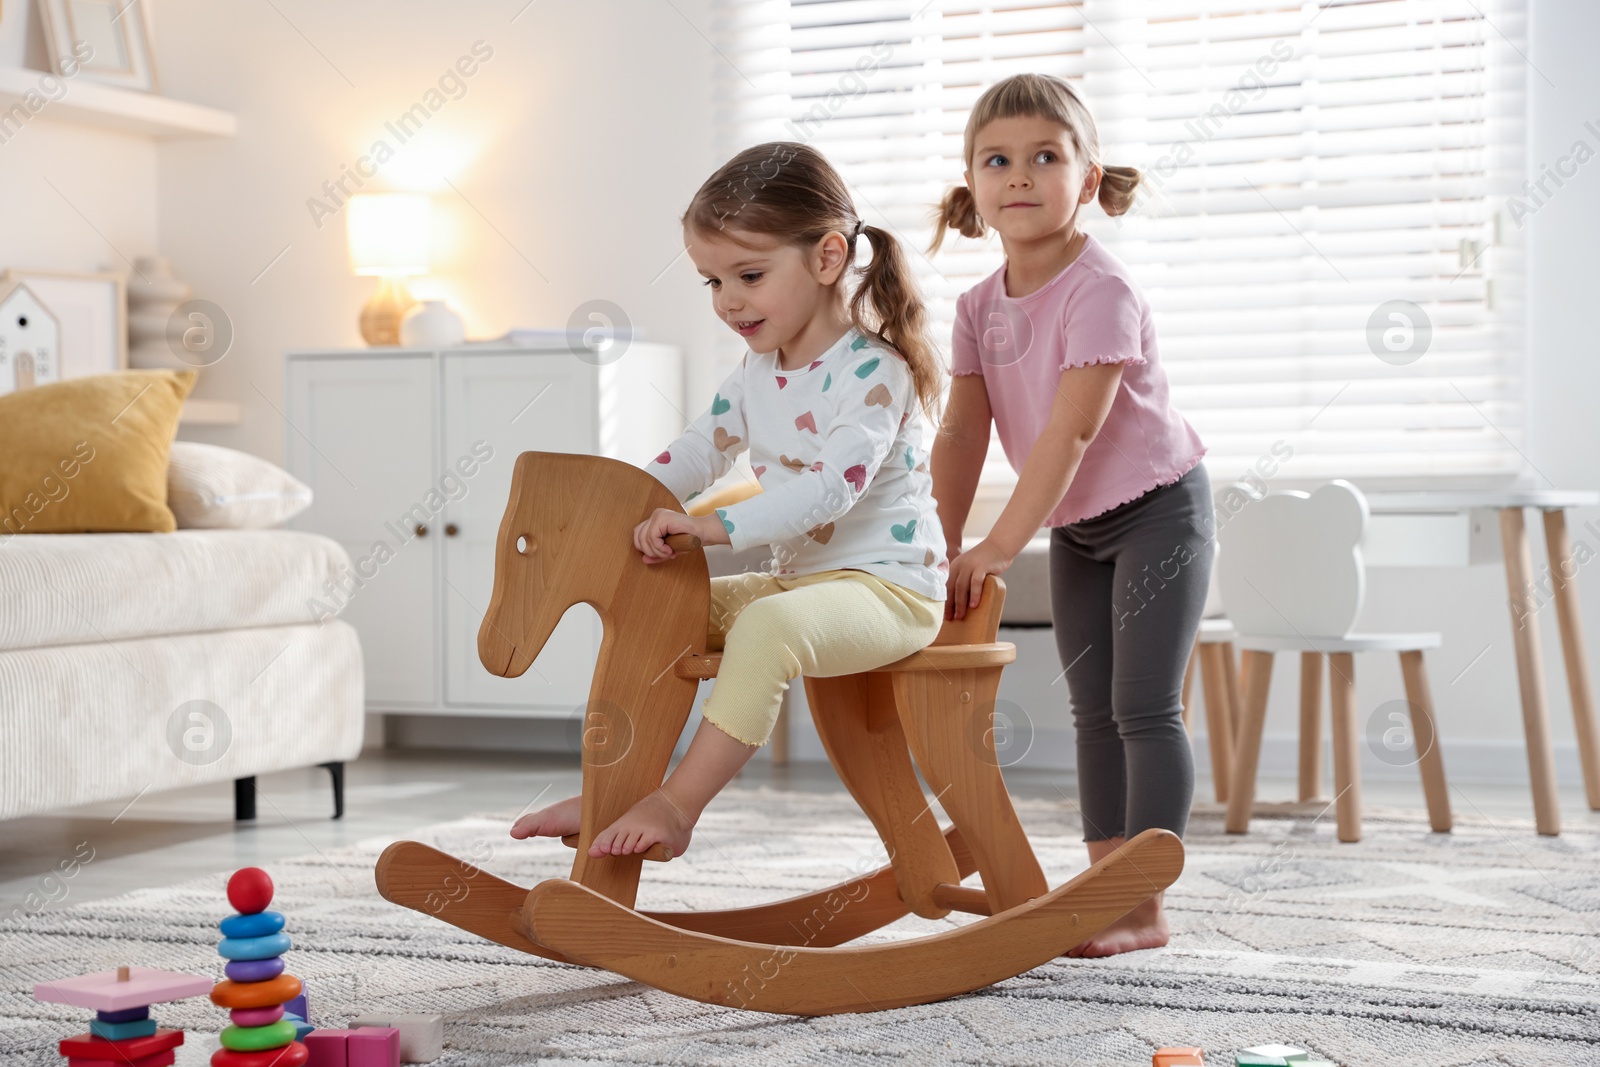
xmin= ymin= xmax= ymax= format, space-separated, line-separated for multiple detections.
xmin=1049 ymin=461 xmax=1214 ymax=842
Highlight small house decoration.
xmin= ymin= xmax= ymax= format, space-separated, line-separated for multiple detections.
xmin=0 ymin=280 xmax=61 ymax=395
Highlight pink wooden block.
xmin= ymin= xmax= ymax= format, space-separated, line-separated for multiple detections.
xmin=33 ymin=968 xmax=212 ymax=1012
xmin=303 ymin=1029 xmax=356 ymax=1067
xmin=347 ymin=1027 xmax=399 ymax=1067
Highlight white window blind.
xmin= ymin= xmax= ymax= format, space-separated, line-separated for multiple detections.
xmin=708 ymin=0 xmax=1528 ymax=491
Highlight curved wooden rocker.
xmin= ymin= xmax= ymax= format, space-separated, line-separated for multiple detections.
xmin=375 ymin=451 xmax=1183 ymax=1015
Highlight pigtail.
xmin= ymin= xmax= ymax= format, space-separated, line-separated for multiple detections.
xmin=926 ymin=183 xmax=987 ymax=257
xmin=1098 ymin=164 xmax=1142 ymax=217
xmin=851 ymin=225 xmax=944 ymax=425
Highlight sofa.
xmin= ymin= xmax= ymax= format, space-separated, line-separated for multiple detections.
xmin=0 ymin=429 xmax=365 ymax=823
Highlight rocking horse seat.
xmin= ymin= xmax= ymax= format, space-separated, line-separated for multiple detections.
xmin=374 ymin=451 xmax=1184 ymax=1016
xmin=674 ymin=641 xmax=1016 ymax=681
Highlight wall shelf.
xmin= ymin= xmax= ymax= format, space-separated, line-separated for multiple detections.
xmin=0 ymin=66 xmax=236 ymax=139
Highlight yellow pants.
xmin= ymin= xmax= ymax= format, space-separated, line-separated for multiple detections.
xmin=702 ymin=568 xmax=945 ymax=746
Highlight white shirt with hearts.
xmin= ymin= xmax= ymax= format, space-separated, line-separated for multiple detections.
xmin=648 ymin=326 xmax=948 ymax=602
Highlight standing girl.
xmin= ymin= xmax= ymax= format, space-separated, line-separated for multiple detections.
xmin=512 ymin=142 xmax=949 ymax=861
xmin=930 ymin=73 xmax=1213 ymax=957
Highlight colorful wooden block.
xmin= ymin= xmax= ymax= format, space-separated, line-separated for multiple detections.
xmin=35 ymin=968 xmax=212 ymax=1012
xmin=210 ymin=1040 xmax=309 ymax=1067
xmin=1235 ymin=1046 xmax=1307 ymax=1067
xmin=59 ymin=1028 xmax=184 ymax=1060
xmin=225 ymin=957 xmax=286 ymax=983
xmin=231 ymin=1005 xmax=285 ymax=1027
xmin=221 ymin=910 xmax=286 ymax=939
xmin=219 ymin=932 xmax=293 ymax=961
xmin=227 ymin=868 xmax=275 ymax=915
xmin=89 ymin=1016 xmax=159 ymax=1040
xmin=284 ymin=991 xmax=308 ymax=1021
xmin=210 ymin=973 xmax=302 ymax=1010
xmin=347 ymin=1014 xmax=443 ymax=1063
xmin=220 ymin=1019 xmax=298 ymax=1051
xmin=286 ymin=1016 xmax=315 ymax=1041
xmin=347 ymin=1027 xmax=400 ymax=1067
xmin=303 ymin=1029 xmax=355 ymax=1067
xmin=66 ymin=1050 xmax=174 ymax=1067
xmin=95 ymin=1005 xmax=150 ymax=1024
xmin=1154 ymin=1047 xmax=1204 ymax=1066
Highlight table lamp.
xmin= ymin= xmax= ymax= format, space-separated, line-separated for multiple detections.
xmin=347 ymin=193 xmax=429 ymax=346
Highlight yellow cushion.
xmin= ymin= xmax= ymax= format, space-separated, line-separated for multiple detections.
xmin=0 ymin=370 xmax=197 ymax=535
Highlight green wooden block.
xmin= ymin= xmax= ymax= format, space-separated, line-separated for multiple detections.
xmin=1234 ymin=1056 xmax=1288 ymax=1067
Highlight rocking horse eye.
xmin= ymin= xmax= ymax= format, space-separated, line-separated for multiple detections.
xmin=515 ymin=534 xmax=535 ymax=555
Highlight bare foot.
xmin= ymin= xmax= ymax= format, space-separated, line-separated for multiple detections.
xmin=509 ymin=794 xmax=582 ymax=840
xmin=589 ymin=788 xmax=695 ymax=860
xmin=1064 ymin=893 xmax=1171 ymax=958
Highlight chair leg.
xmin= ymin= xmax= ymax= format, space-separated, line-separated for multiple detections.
xmin=1224 ymin=650 xmax=1274 ymax=833
xmin=317 ymin=761 xmax=345 ymax=820
xmin=1199 ymin=643 xmax=1235 ymax=803
xmin=894 ymin=666 xmax=1048 ymax=914
xmin=1328 ymin=652 xmax=1362 ymax=843
xmin=1221 ymin=640 xmax=1244 ymax=740
xmin=805 ymin=674 xmax=960 ymax=919
xmin=1398 ymin=651 xmax=1452 ymax=832
xmin=1299 ymin=652 xmax=1324 ymax=802
xmin=1180 ymin=641 xmax=1198 ymax=731
xmin=235 ymin=777 xmax=256 ymax=821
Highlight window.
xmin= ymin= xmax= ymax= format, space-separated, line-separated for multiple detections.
xmin=709 ymin=0 xmax=1529 ymax=494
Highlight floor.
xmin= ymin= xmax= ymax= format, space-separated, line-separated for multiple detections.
xmin=4 ymin=745 xmax=1597 ymax=920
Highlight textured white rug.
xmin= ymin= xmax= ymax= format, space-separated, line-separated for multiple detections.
xmin=2 ymin=788 xmax=1597 ymax=1066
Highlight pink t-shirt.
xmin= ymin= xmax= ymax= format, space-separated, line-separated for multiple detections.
xmin=951 ymin=233 xmax=1206 ymax=525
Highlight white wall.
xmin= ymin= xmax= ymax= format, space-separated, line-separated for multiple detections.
xmin=0 ymin=7 xmax=158 ymax=290
xmin=149 ymin=0 xmax=719 ymax=457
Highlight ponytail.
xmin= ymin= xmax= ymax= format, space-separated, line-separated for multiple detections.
xmin=1098 ymin=164 xmax=1142 ymax=217
xmin=850 ymin=224 xmax=943 ymax=424
xmin=927 ymin=183 xmax=986 ymax=257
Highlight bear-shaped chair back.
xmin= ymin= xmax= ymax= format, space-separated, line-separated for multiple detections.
xmin=1213 ymin=479 xmax=1368 ymax=638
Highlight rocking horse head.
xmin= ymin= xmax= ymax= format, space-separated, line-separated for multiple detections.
xmin=477 ymin=451 xmax=711 ymax=681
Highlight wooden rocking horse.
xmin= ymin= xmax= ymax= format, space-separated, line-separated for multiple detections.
xmin=375 ymin=452 xmax=1183 ymax=1016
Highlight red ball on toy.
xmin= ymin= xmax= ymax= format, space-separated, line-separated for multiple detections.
xmin=227 ymin=867 xmax=274 ymax=914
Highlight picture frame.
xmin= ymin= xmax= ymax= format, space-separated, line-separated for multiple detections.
xmin=1 ymin=269 xmax=127 ymax=379
xmin=36 ymin=0 xmax=160 ymax=93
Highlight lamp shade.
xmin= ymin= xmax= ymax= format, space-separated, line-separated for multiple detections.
xmin=347 ymin=194 xmax=430 ymax=276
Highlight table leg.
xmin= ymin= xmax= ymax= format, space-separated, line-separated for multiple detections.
xmin=1542 ymin=509 xmax=1600 ymax=810
xmin=1500 ymin=507 xmax=1561 ymax=835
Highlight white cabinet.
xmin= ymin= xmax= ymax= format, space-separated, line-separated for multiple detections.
xmin=285 ymin=342 xmax=684 ymax=718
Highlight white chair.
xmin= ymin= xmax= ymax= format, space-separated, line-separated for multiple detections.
xmin=1216 ymin=480 xmax=1452 ymax=843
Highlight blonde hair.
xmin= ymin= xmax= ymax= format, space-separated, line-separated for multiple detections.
xmin=929 ymin=73 xmax=1141 ymax=255
xmin=682 ymin=141 xmax=944 ymax=423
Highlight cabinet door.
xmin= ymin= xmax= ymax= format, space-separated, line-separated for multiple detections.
xmin=286 ymin=356 xmax=438 ymax=708
xmin=441 ymin=353 xmax=600 ymax=711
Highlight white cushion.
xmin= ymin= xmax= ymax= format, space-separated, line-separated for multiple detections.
xmin=167 ymin=441 xmax=313 ymax=529
xmin=0 ymin=529 xmax=351 ymax=652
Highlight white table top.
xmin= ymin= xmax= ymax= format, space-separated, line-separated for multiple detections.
xmin=1364 ymin=489 xmax=1598 ymax=512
